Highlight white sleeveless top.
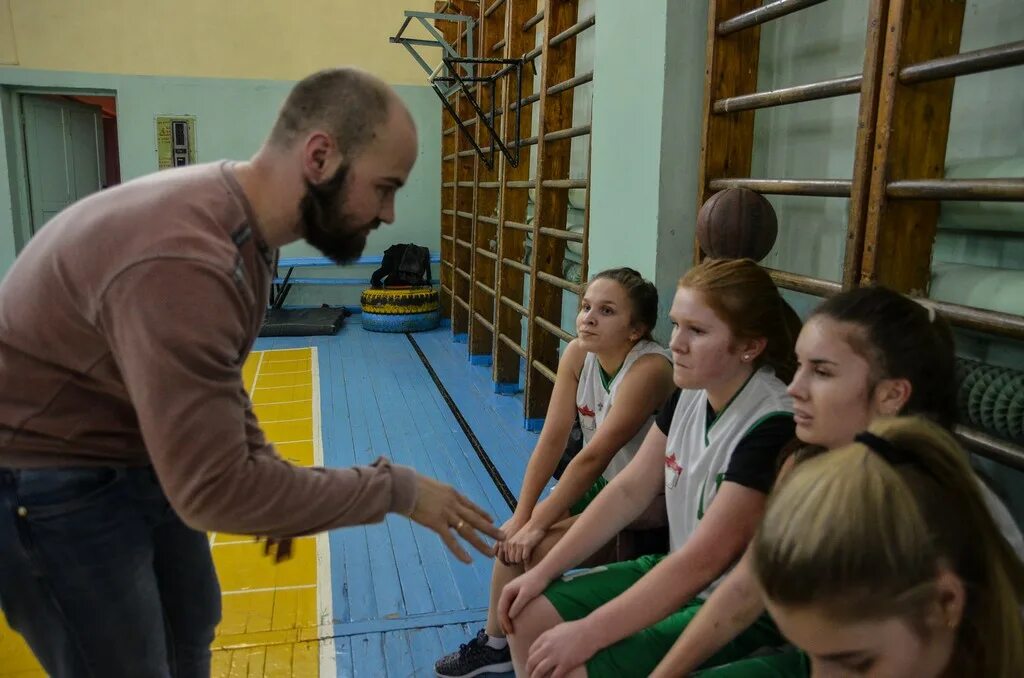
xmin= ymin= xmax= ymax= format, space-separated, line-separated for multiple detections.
xmin=663 ymin=367 xmax=793 ymax=588
xmin=576 ymin=339 xmax=671 ymax=481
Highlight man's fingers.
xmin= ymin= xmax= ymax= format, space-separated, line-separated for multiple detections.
xmin=457 ymin=493 xmax=493 ymax=523
xmin=460 ymin=508 xmax=504 ymax=541
xmin=458 ymin=522 xmax=496 ymax=558
xmin=437 ymin=526 xmax=471 ymax=564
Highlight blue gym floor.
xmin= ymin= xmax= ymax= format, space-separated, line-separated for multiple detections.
xmin=255 ymin=318 xmax=537 ymax=677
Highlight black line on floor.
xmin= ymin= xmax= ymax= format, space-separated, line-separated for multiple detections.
xmin=405 ymin=333 xmax=517 ymax=511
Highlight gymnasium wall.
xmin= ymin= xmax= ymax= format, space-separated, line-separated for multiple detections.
xmin=0 ymin=0 xmax=441 ymax=305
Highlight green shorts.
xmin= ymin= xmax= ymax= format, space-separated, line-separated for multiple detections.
xmin=694 ymin=649 xmax=810 ymax=677
xmin=543 ymin=555 xmax=785 ymax=677
xmin=568 ymin=475 xmax=608 ymax=516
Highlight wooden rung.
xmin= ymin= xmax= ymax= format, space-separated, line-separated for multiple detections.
xmin=455 ymin=267 xmax=471 ymax=282
xmin=484 ymin=0 xmax=506 ymax=18
xmin=441 ymin=282 xmax=454 ymax=295
xmin=523 ymin=9 xmax=544 ymax=31
xmin=441 ymin=260 xmax=454 ymax=268
xmin=538 ymin=227 xmax=584 ymax=242
xmin=550 ymin=15 xmax=596 ymax=49
xmin=478 ymin=215 xmax=499 ymax=225
xmin=502 ymin=257 xmax=531 ymax=274
xmin=456 ymin=238 xmax=472 ymax=250
xmin=506 ymin=181 xmax=534 ymax=188
xmin=442 ymin=209 xmax=455 ymax=216
xmin=886 ymin=179 xmax=1024 ymax=201
xmin=954 ymin=425 xmax=1024 ymax=472
xmin=514 ymin=135 xmax=539 ymax=148
xmin=548 ymin=71 xmax=594 ymax=97
xmin=455 ymin=295 xmax=471 ymax=311
xmin=473 ymin=311 xmax=495 ymax=332
xmin=443 ymin=153 xmax=456 ymax=161
xmin=443 ymin=127 xmax=455 ymax=136
xmin=474 ymin=280 xmax=496 ymax=297
xmin=918 ymin=298 xmax=1024 ymax=341
xmin=479 ymin=182 xmax=501 ymax=189
xmin=544 ymin=124 xmax=592 ymax=143
xmin=457 ymin=210 xmax=474 ymax=219
xmin=535 ymin=316 xmax=574 ymax=343
xmin=441 ymin=234 xmax=455 ymax=242
xmin=509 ymin=92 xmax=541 ymax=112
xmin=500 ymin=295 xmax=528 ymax=317
xmin=492 ymin=38 xmax=507 ymax=52
xmin=717 ymin=0 xmax=829 ymax=36
xmin=532 ymin=359 xmax=557 ymax=383
xmin=458 ymin=149 xmax=476 ymax=158
xmin=476 ymin=247 xmax=498 ymax=261
xmin=499 ymin=332 xmax=527 ymax=358
xmin=458 ymin=181 xmax=475 ymax=187
xmin=709 ymin=178 xmax=852 ymax=197
xmin=541 ymin=179 xmax=588 ymax=189
xmin=765 ymin=268 xmax=842 ymax=297
xmin=523 ymin=45 xmax=542 ymax=63
xmin=503 ymin=220 xmax=532 ymax=233
xmin=900 ymin=40 xmax=1024 ymax=85
xmin=713 ymin=74 xmax=862 ymax=113
xmin=442 ymin=182 xmax=456 ymax=188
xmin=536 ymin=270 xmax=582 ymax=294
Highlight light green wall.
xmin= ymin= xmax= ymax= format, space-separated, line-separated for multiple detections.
xmin=589 ymin=0 xmax=706 ymax=346
xmin=0 ymin=69 xmax=440 ymax=303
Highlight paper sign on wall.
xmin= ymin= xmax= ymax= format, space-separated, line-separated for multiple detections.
xmin=156 ymin=116 xmax=197 ymax=169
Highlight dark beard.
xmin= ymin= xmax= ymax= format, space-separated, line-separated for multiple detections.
xmin=299 ymin=164 xmax=378 ymax=264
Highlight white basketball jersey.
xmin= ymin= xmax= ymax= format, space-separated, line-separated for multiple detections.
xmin=576 ymin=339 xmax=671 ymax=481
xmin=663 ymin=367 xmax=793 ymax=594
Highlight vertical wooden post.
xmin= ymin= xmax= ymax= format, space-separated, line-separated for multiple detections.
xmin=841 ymin=0 xmax=890 ymax=289
xmin=493 ymin=0 xmax=539 ymax=390
xmin=524 ymin=0 xmax=578 ymax=422
xmin=861 ymin=0 xmax=965 ymax=294
xmin=436 ymin=3 xmax=461 ymax=319
xmin=694 ymin=0 xmax=761 ymax=263
xmin=452 ymin=22 xmax=476 ymax=337
xmin=468 ymin=0 xmax=505 ymax=360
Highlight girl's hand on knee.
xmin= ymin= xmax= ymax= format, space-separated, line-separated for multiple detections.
xmin=527 ymin=620 xmax=595 ymax=677
xmin=504 ymin=521 xmax=546 ymax=564
xmin=498 ymin=570 xmax=550 ymax=634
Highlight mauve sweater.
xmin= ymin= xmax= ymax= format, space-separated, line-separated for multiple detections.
xmin=0 ymin=162 xmax=416 ymax=536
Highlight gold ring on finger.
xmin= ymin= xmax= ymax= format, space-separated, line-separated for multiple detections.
xmin=454 ymin=519 xmax=465 ymax=531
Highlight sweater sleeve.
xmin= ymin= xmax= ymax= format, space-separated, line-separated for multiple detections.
xmin=98 ymin=258 xmax=417 ymax=536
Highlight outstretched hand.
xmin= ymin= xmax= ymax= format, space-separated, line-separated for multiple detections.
xmin=407 ymin=473 xmax=504 ymax=563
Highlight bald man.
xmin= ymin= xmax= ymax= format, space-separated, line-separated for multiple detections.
xmin=0 ymin=68 xmax=501 ymax=678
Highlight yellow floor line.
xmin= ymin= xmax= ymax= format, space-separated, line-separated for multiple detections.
xmin=0 ymin=347 xmax=328 ymax=678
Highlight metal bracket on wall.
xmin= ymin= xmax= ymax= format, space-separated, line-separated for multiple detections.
xmin=391 ymin=10 xmax=523 ymax=170
xmin=433 ymin=56 xmax=524 ymax=170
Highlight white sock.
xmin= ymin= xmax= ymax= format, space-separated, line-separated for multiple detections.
xmin=484 ymin=635 xmax=508 ymax=650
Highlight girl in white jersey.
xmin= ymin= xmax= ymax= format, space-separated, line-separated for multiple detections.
xmin=498 ymin=258 xmax=802 ymax=677
xmin=754 ymin=417 xmax=1024 ymax=677
xmin=435 ymin=268 xmax=674 ymax=678
xmin=652 ymin=285 xmax=1024 ymax=677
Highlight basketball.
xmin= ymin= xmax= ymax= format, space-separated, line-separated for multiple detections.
xmin=696 ymin=188 xmax=778 ymax=262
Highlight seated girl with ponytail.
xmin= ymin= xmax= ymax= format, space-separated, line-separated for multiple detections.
xmin=651 ymin=285 xmax=1023 ymax=677
xmin=435 ymin=268 xmax=675 ymax=678
xmin=498 ymin=258 xmax=802 ymax=678
xmin=753 ymin=416 xmax=1024 ymax=677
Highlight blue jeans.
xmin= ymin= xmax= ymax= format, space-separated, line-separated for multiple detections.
xmin=0 ymin=466 xmax=221 ymax=677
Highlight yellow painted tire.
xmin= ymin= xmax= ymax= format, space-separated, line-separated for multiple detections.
xmin=360 ymin=286 xmax=440 ymax=315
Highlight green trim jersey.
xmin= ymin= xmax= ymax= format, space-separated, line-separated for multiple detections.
xmin=663 ymin=367 xmax=793 ymax=586
xmin=576 ymin=340 xmax=671 ymax=482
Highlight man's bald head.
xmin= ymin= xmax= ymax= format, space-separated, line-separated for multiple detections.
xmin=268 ymin=67 xmax=412 ymax=160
